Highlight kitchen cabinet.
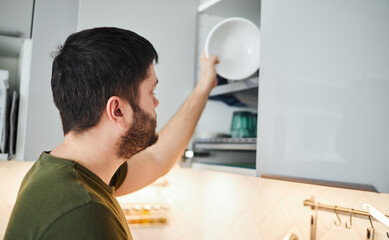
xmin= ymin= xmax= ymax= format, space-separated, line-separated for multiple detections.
xmin=78 ymin=0 xmax=197 ymax=131
xmin=0 ymin=35 xmax=29 ymax=160
xmin=0 ymin=5 xmax=33 ymax=159
xmin=190 ymin=0 xmax=260 ymax=175
xmin=257 ymin=0 xmax=389 ymax=192
xmin=194 ymin=0 xmax=389 ymax=193
xmin=0 ymin=0 xmax=34 ymax=38
xmin=17 ymin=0 xmax=79 ymax=161
xmin=0 ymin=0 xmax=79 ymax=161
xmin=198 ymin=0 xmax=260 ymax=24
xmin=18 ymin=0 xmax=388 ymax=193
xmin=191 ymin=78 xmax=259 ymax=175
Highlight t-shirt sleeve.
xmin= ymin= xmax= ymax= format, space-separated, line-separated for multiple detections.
xmin=40 ymin=202 xmax=130 ymax=240
xmin=109 ymin=161 xmax=128 ymax=190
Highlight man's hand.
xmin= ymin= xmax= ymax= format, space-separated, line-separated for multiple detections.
xmin=198 ymin=51 xmax=220 ymax=93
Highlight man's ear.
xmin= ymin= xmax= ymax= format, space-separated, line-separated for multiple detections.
xmin=106 ymin=96 xmax=133 ymax=129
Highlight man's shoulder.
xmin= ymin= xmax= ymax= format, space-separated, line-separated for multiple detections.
xmin=9 ymin=159 xmax=91 ymax=232
xmin=19 ymin=155 xmax=92 ymax=206
xmin=4 ymin=155 xmax=113 ymax=239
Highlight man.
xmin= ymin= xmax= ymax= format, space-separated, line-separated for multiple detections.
xmin=5 ymin=27 xmax=219 ymax=239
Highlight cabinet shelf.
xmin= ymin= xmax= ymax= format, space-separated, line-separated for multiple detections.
xmin=190 ymin=138 xmax=256 ymax=174
xmin=193 ymin=0 xmax=260 ymax=176
xmin=194 ymin=137 xmax=256 ymax=151
xmin=0 ymin=35 xmax=24 ymax=58
xmin=198 ymin=0 xmax=261 ymax=26
xmin=210 ymin=77 xmax=258 ymax=97
xmin=198 ymin=0 xmax=221 ymax=13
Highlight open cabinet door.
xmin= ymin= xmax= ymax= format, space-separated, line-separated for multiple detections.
xmin=257 ymin=0 xmax=389 ymax=192
xmin=16 ymin=0 xmax=79 ymax=161
xmin=78 ymin=0 xmax=197 ymax=130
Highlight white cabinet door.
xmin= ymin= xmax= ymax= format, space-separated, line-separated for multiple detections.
xmin=78 ymin=0 xmax=197 ymax=129
xmin=257 ymin=0 xmax=389 ymax=192
xmin=16 ymin=0 xmax=80 ymax=161
xmin=0 ymin=0 xmax=34 ymax=38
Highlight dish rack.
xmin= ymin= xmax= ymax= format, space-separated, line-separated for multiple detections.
xmin=194 ymin=137 xmax=256 ymax=151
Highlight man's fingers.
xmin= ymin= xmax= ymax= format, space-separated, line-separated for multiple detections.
xmin=201 ymin=50 xmax=206 ymax=60
xmin=206 ymin=54 xmax=219 ymax=64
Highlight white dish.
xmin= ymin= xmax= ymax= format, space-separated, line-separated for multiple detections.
xmin=205 ymin=17 xmax=260 ymax=81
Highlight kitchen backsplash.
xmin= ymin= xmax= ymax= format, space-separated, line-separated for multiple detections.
xmin=1 ymin=161 xmax=389 ymax=239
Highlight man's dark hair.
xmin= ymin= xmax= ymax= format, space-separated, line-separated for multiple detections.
xmin=51 ymin=27 xmax=158 ymax=135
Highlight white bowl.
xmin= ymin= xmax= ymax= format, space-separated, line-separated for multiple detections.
xmin=205 ymin=17 xmax=260 ymax=81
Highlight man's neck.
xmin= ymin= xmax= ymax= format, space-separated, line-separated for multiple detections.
xmin=50 ymin=131 xmax=125 ymax=185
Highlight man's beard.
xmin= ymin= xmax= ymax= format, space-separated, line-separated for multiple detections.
xmin=116 ymin=109 xmax=159 ymax=159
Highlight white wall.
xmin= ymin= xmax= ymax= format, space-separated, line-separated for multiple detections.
xmin=78 ymin=0 xmax=197 ymax=130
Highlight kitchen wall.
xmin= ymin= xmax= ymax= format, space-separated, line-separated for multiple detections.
xmin=78 ymin=0 xmax=197 ymax=131
xmin=1 ymin=161 xmax=389 ymax=239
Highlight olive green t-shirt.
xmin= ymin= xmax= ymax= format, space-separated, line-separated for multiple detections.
xmin=4 ymin=152 xmax=132 ymax=240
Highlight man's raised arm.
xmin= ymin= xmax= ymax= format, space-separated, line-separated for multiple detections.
xmin=115 ymin=53 xmax=219 ymax=196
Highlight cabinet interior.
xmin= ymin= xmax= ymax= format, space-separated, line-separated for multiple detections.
xmin=190 ymin=0 xmax=261 ymax=173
